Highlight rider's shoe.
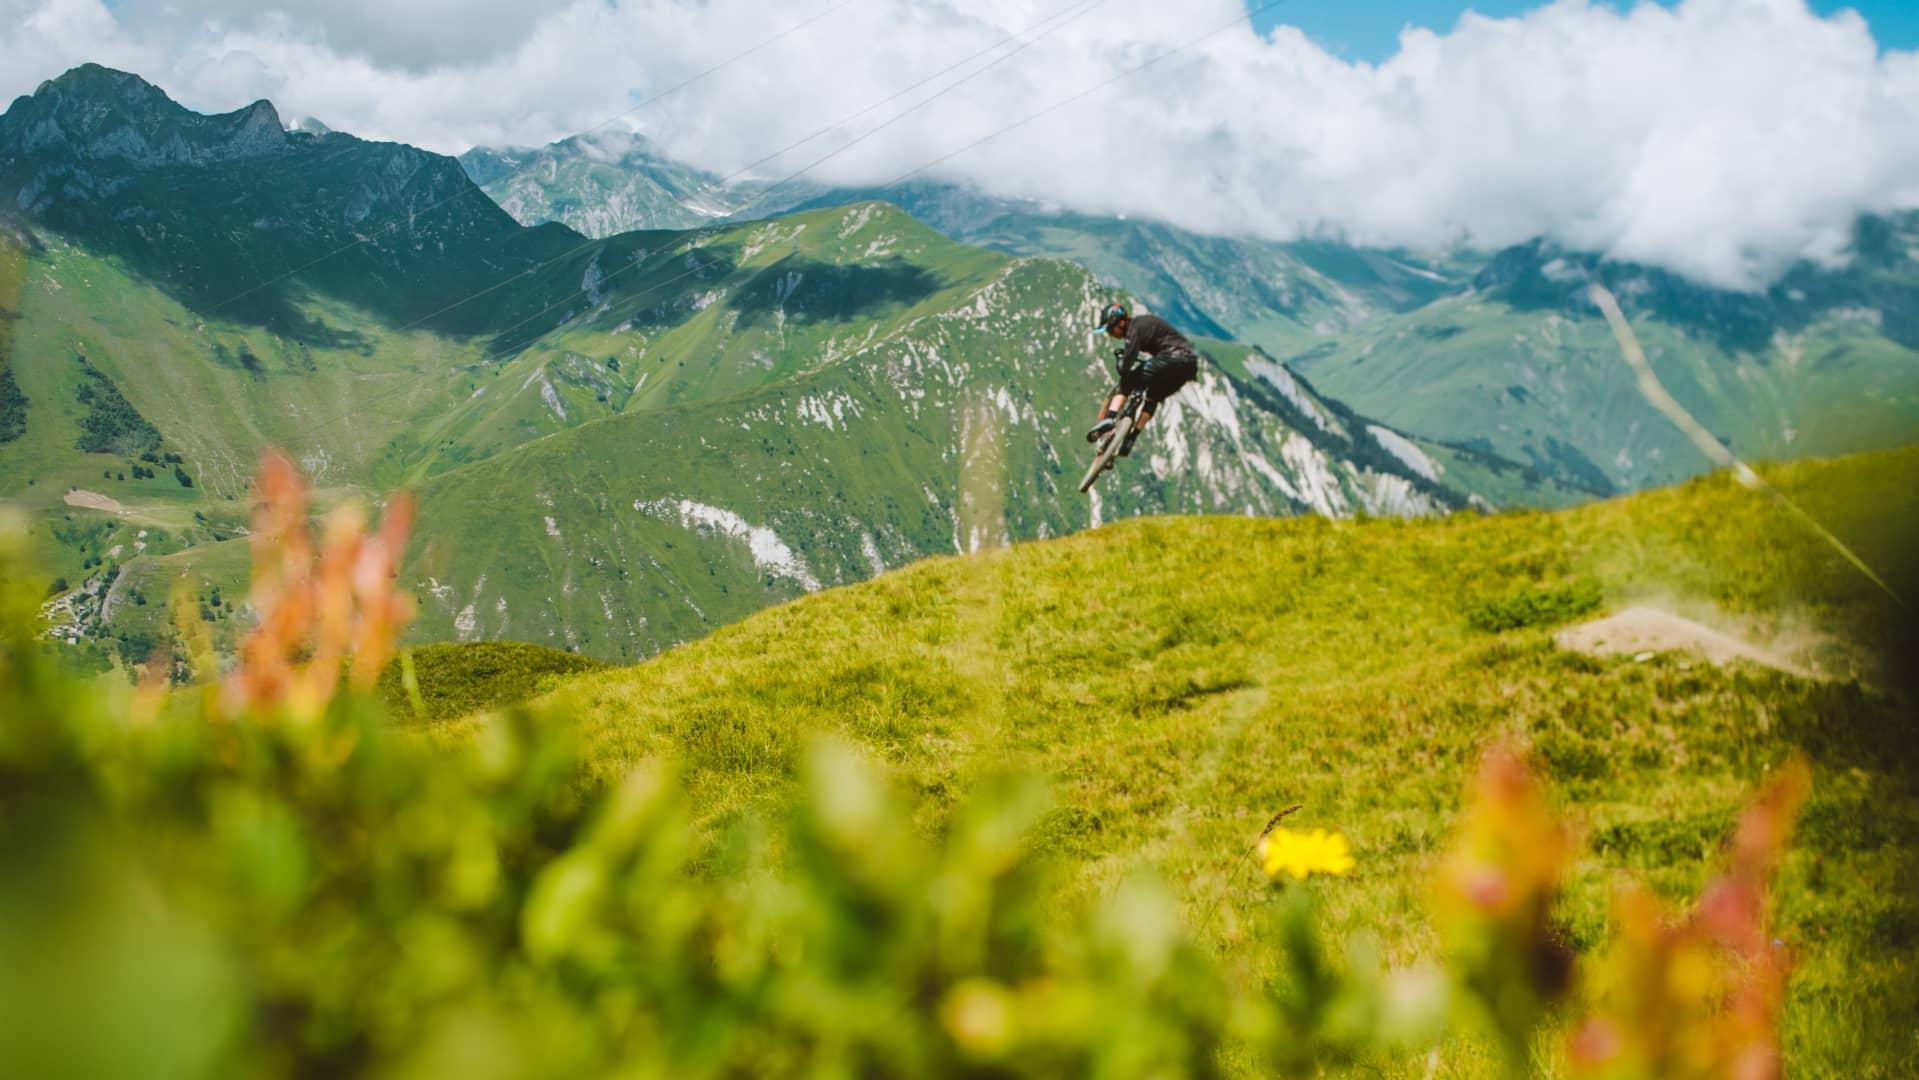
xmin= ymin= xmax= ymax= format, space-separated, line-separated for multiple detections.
xmin=1085 ymin=418 xmax=1116 ymax=444
xmin=1118 ymin=430 xmax=1141 ymax=457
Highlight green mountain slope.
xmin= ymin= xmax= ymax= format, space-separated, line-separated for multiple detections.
xmin=431 ymin=447 xmax=1919 ymax=1075
xmin=1290 ymin=228 xmax=1919 ymax=493
xmin=463 ymin=142 xmax=1919 ymax=497
xmin=463 ymin=145 xmax=1473 ymax=356
xmin=0 ymin=65 xmax=609 ymax=342
xmin=401 ymin=202 xmax=1540 ymax=661
xmin=960 ymin=211 xmax=1466 ymax=355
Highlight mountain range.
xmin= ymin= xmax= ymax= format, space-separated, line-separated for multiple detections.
xmin=470 ymin=130 xmax=1919 ymax=496
xmin=1 ymin=65 xmax=1571 ymax=666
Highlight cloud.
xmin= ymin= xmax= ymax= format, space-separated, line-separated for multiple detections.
xmin=3 ymin=0 xmax=1918 ymax=289
xmin=118 ymin=0 xmax=581 ymax=71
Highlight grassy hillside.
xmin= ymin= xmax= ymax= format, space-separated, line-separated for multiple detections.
xmin=376 ymin=640 xmax=606 ymax=723
xmin=433 ymin=448 xmax=1919 ymax=1074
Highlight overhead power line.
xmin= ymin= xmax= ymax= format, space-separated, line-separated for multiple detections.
xmin=473 ymin=0 xmax=1297 ymax=355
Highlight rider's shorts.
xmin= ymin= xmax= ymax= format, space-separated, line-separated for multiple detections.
xmin=1121 ymin=352 xmax=1200 ymax=404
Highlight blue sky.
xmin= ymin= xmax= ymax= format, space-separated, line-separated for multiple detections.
xmin=1250 ymin=1 xmax=1919 ymax=62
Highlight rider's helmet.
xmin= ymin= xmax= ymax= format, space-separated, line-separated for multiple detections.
xmin=1096 ymin=301 xmax=1130 ymax=333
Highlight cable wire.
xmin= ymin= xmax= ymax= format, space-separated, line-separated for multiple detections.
xmin=274 ymin=0 xmax=1295 ymax=450
xmin=883 ymin=0 xmax=1294 ymax=189
xmin=477 ymin=0 xmax=1293 ymax=358
xmin=385 ymin=0 xmax=1113 ymax=338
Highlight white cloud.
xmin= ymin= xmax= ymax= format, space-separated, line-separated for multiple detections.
xmin=4 ymin=0 xmax=1918 ymax=289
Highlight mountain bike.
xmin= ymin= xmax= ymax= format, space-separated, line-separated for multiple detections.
xmin=1077 ymin=384 xmax=1148 ymax=494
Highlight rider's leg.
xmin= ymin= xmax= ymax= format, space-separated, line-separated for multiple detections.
xmin=1087 ymin=387 xmax=1130 ymax=443
xmin=1121 ymin=358 xmax=1190 ymax=455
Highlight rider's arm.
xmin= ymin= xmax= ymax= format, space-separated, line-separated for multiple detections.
xmin=1114 ymin=333 xmax=1142 ymax=373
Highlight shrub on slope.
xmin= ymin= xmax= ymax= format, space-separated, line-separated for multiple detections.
xmin=377 ymin=639 xmax=606 ymax=723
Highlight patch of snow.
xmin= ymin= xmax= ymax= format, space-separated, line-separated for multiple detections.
xmin=1278 ymin=433 xmax=1347 ymax=517
xmin=1358 ymin=473 xmax=1438 ymax=518
xmin=1387 ymin=257 xmax=1449 ymax=283
xmin=1827 ymin=306 xmax=1884 ymax=327
xmin=539 ymin=375 xmax=567 ymax=421
xmin=1246 ymin=357 xmax=1334 ymax=432
xmin=544 ymin=515 xmax=562 ymax=540
xmin=1541 ymin=258 xmax=1587 ymax=284
xmin=1367 ymin=425 xmax=1440 ymax=482
xmin=859 ymin=532 xmax=886 ymax=575
xmin=454 ymin=603 xmax=479 ymax=641
xmin=838 ymin=204 xmax=878 ymax=238
xmin=634 ymin=499 xmax=821 ymax=591
xmin=742 ymin=222 xmax=805 ymax=261
xmin=300 ymin=448 xmax=335 ymax=482
xmin=581 ymin=254 xmax=605 ymax=305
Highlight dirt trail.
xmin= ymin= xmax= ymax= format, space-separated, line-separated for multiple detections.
xmin=64 ymin=489 xmax=126 ymax=514
xmin=1556 ymin=606 xmax=1816 ymax=678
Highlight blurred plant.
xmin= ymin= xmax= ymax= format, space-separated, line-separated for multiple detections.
xmin=1570 ymin=760 xmax=1811 ymax=1080
xmin=1434 ymin=743 xmax=1579 ymax=1071
xmin=0 ymin=456 xmax=1814 ymax=1078
xmin=0 ymin=457 xmax=1232 ymax=1078
xmin=222 ymin=450 xmax=414 ymax=720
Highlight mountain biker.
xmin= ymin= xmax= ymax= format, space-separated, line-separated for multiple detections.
xmin=1087 ymin=301 xmax=1200 ymax=457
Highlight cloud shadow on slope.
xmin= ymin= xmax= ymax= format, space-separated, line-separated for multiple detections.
xmin=729 ymin=256 xmax=944 ymax=328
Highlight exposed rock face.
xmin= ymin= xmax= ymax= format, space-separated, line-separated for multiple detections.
xmin=3 ymin=65 xmax=290 ymax=176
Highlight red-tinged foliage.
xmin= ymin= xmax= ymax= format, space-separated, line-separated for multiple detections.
xmin=1571 ymin=759 xmax=1811 ymax=1080
xmin=221 ymin=451 xmax=414 ymax=721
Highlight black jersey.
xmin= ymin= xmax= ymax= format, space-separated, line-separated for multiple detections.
xmin=1115 ymin=313 xmax=1197 ymax=372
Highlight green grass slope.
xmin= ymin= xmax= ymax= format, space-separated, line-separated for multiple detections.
xmin=377 ymin=640 xmax=606 ymax=723
xmin=443 ymin=448 xmax=1919 ymax=1075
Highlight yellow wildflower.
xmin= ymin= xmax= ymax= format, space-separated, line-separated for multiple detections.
xmin=1259 ymin=827 xmax=1355 ymax=880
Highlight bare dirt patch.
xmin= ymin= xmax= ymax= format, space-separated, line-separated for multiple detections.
xmin=63 ymin=489 xmax=126 ymax=514
xmin=1556 ymin=606 xmax=1820 ymax=678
